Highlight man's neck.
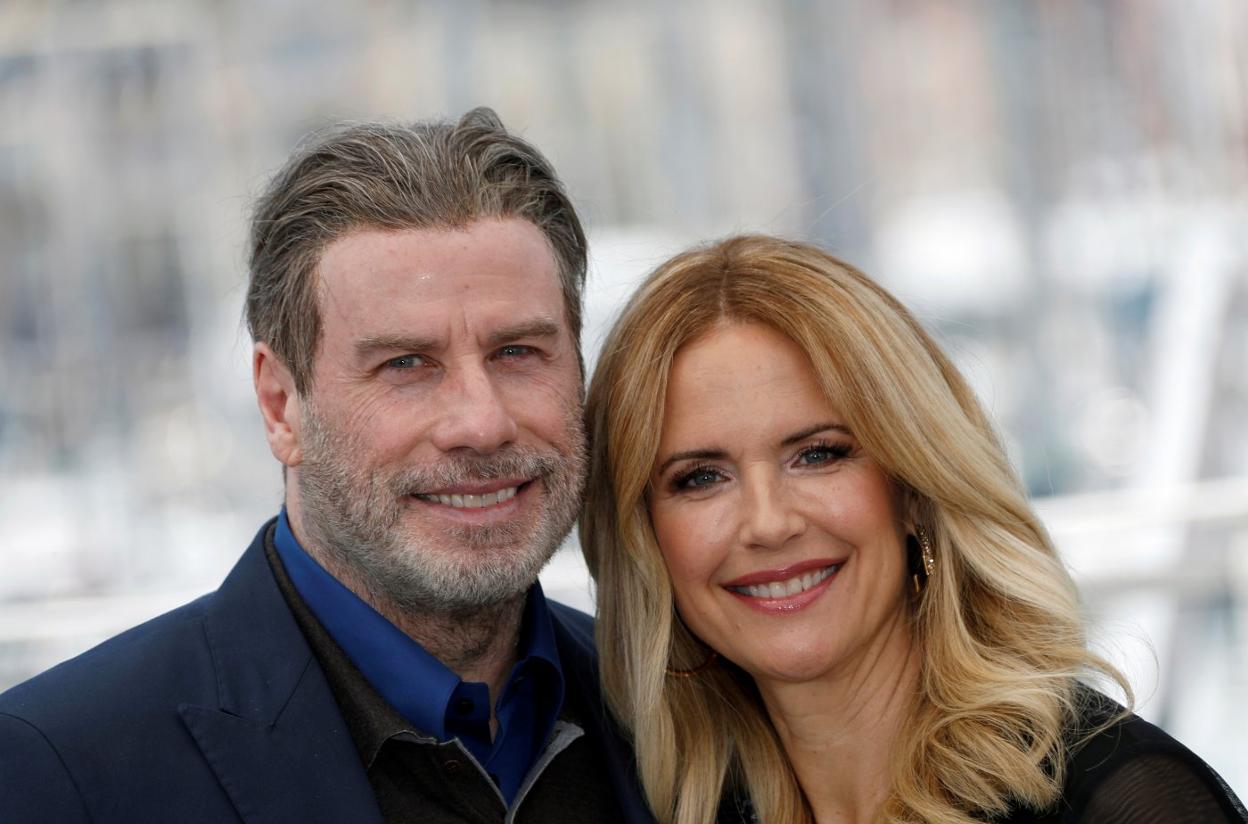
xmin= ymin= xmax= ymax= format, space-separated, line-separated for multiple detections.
xmin=386 ymin=593 xmax=527 ymax=707
xmin=307 ymin=540 xmax=526 ymax=718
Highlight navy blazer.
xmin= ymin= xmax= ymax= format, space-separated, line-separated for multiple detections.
xmin=0 ymin=521 xmax=653 ymax=823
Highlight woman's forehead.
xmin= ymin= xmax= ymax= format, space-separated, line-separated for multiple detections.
xmin=657 ymin=323 xmax=848 ymax=448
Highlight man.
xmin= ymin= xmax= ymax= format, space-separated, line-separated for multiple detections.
xmin=0 ymin=109 xmax=652 ymax=823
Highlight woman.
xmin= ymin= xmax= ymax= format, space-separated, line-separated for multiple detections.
xmin=581 ymin=235 xmax=1245 ymax=823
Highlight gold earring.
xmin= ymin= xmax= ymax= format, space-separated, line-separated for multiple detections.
xmin=911 ymin=525 xmax=936 ymax=595
xmin=918 ymin=526 xmax=935 ymax=578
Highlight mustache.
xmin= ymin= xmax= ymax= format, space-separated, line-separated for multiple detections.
xmin=388 ymin=448 xmax=561 ymax=494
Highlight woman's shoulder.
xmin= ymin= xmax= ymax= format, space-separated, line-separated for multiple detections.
xmin=1052 ymin=689 xmax=1247 ymax=823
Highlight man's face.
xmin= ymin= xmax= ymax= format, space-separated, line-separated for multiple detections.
xmin=287 ymin=218 xmax=586 ymax=615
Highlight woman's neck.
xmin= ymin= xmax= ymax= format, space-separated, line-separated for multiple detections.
xmin=755 ymin=611 xmax=919 ymax=824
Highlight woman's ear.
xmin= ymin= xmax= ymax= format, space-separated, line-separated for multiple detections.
xmin=896 ymin=483 xmax=926 ymax=537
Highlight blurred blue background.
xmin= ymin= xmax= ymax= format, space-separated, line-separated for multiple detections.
xmin=1 ymin=0 xmax=1245 ymax=792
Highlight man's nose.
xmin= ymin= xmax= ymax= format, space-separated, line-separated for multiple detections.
xmin=737 ymin=474 xmax=806 ymax=550
xmin=429 ymin=362 xmax=519 ymax=454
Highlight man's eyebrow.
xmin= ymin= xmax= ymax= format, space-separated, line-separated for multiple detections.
xmin=352 ymin=319 xmax=561 ymax=360
xmin=353 ymin=334 xmax=441 ymax=359
xmin=485 ymin=318 xmax=562 ymax=348
xmin=780 ymin=423 xmax=854 ymax=447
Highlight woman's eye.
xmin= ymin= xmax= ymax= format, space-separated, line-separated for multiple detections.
xmin=797 ymin=443 xmax=850 ymax=466
xmin=674 ymin=466 xmax=722 ymax=490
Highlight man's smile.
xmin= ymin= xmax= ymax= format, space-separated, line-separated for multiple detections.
xmin=413 ymin=478 xmax=535 ymax=510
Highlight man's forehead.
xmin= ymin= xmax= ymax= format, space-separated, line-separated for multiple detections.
xmin=314 ymin=222 xmax=566 ymax=334
xmin=317 ymin=225 xmax=559 ymax=282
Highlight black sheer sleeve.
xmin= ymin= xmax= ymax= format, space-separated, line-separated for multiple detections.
xmin=999 ymin=692 xmax=1247 ymax=823
xmin=715 ymin=692 xmax=1248 ymax=823
xmin=1050 ymin=694 xmax=1248 ymax=824
xmin=1077 ymin=749 xmax=1247 ymax=823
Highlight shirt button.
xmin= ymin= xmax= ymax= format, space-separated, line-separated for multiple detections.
xmin=455 ymin=698 xmax=474 ymax=715
xmin=444 ymin=759 xmax=462 ymax=774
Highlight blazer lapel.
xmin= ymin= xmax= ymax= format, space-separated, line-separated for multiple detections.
xmin=180 ymin=525 xmax=381 ymax=824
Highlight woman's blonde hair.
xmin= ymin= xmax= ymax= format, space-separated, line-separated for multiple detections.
xmin=581 ymin=235 xmax=1130 ymax=823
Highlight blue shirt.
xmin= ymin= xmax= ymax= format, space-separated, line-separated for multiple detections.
xmin=273 ymin=509 xmax=565 ymax=804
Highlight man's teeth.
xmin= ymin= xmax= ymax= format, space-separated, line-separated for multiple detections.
xmin=419 ymin=486 xmax=519 ymax=509
xmin=733 ymin=564 xmax=840 ymax=599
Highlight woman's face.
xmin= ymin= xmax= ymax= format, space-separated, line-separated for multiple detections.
xmin=648 ymin=321 xmax=913 ymax=687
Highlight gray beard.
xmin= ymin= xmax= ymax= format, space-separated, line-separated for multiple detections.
xmin=295 ymin=404 xmax=586 ymax=619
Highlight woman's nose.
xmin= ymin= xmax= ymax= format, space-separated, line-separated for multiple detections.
xmin=737 ymin=474 xmax=806 ymax=550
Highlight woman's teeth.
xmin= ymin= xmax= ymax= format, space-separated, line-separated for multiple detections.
xmin=732 ymin=564 xmax=840 ymax=599
xmin=419 ymin=486 xmax=518 ymax=509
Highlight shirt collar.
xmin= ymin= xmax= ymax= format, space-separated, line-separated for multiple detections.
xmin=272 ymin=508 xmax=563 ymax=748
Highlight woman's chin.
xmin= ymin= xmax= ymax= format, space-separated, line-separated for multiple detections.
xmin=734 ymin=647 xmax=845 ymax=688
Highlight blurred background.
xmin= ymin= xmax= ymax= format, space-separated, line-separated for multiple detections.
xmin=1 ymin=0 xmax=1246 ymax=793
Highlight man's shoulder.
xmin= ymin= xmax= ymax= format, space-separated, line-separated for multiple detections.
xmin=541 ymin=599 xmax=655 ymax=822
xmin=547 ymin=598 xmax=593 ymax=632
xmin=546 ymin=598 xmax=596 ymax=658
xmin=0 ymin=591 xmax=228 ymax=823
xmin=0 ymin=591 xmax=217 ymax=730
xmin=544 ymin=599 xmax=603 ymax=706
xmin=6 ymin=519 xmax=290 ymax=705
xmin=0 ymin=523 xmax=321 ymax=822
xmin=0 ymin=522 xmax=277 ymax=737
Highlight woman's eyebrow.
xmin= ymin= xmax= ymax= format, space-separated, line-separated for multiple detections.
xmin=655 ymin=448 xmax=728 ymax=476
xmin=655 ymin=425 xmax=854 ymax=475
xmin=779 ymin=423 xmax=853 ymax=447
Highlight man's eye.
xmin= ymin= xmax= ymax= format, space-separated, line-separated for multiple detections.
xmin=384 ymin=355 xmax=424 ymax=370
xmin=497 ymin=344 xmax=535 ymax=359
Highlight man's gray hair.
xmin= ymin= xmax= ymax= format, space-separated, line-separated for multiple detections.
xmin=245 ymin=107 xmax=587 ymax=393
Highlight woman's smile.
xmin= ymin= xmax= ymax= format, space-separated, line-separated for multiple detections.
xmin=723 ymin=559 xmax=844 ymax=612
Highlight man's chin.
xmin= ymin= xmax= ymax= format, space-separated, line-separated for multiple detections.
xmin=373 ymin=561 xmax=545 ymax=616
xmin=376 ymin=531 xmax=555 ymax=591
xmin=390 ymin=520 xmax=535 ymax=553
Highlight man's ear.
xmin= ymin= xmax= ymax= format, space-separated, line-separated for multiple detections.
xmin=254 ymin=343 xmax=304 ymax=467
